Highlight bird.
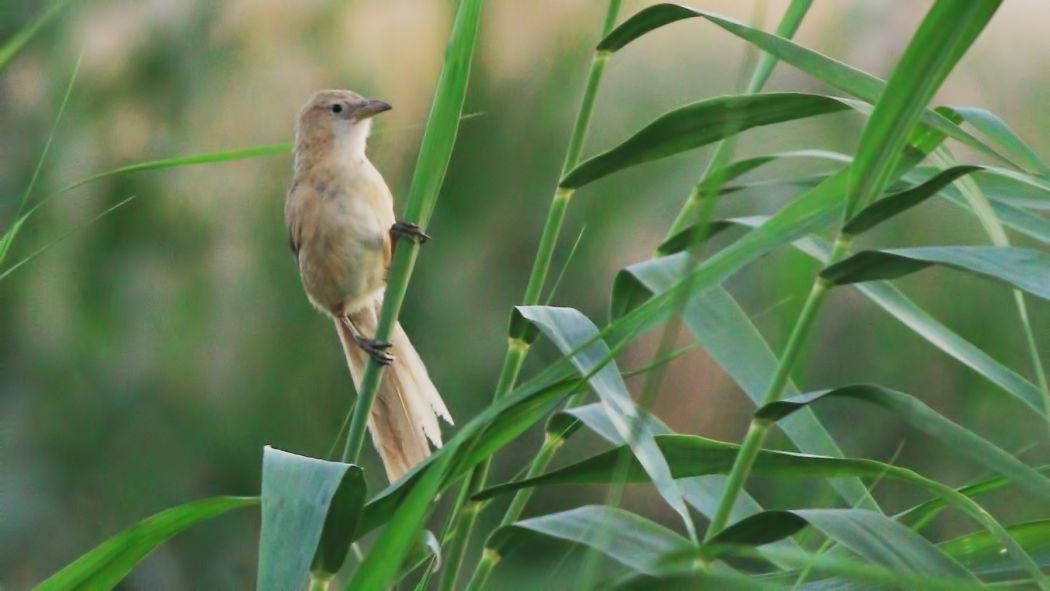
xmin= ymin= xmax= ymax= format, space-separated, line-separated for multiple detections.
xmin=285 ymin=89 xmax=452 ymax=482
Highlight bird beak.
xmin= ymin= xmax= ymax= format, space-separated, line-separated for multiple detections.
xmin=353 ymin=99 xmax=392 ymax=121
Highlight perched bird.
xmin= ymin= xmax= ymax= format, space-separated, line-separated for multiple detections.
xmin=285 ymin=89 xmax=452 ymax=482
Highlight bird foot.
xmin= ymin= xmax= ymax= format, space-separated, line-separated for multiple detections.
xmin=390 ymin=221 xmax=431 ymax=245
xmin=353 ymin=334 xmax=394 ymax=366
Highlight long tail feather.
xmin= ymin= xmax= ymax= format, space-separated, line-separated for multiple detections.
xmin=335 ymin=295 xmax=451 ymax=482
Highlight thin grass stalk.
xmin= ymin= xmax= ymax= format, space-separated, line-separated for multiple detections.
xmin=661 ymin=0 xmax=814 ymax=246
xmin=464 ymin=6 xmax=817 ymax=586
xmin=340 ymin=0 xmax=483 ymax=463
xmin=929 ymin=148 xmax=1050 ymax=422
xmin=704 ymin=235 xmax=850 ymax=539
xmin=704 ymin=0 xmax=1001 ymax=541
xmin=437 ymin=3 xmax=622 ymax=589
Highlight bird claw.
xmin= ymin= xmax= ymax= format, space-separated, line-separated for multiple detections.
xmin=354 ymin=335 xmax=394 ymax=366
xmin=390 ymin=221 xmax=431 ymax=245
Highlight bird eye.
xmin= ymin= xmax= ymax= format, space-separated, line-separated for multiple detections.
xmin=331 ymin=103 xmax=344 ymax=114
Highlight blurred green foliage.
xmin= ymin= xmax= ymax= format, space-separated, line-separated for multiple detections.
xmin=1 ymin=0 xmax=1048 ymax=588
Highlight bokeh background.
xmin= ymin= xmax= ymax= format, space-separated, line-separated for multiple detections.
xmin=2 ymin=0 xmax=1048 ymax=588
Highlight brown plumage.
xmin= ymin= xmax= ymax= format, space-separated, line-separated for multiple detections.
xmin=285 ymin=89 xmax=451 ymax=482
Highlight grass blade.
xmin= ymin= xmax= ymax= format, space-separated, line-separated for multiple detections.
xmin=821 ymin=246 xmax=1050 ymax=302
xmin=257 ymin=447 xmax=364 ymax=590
xmin=517 ymin=305 xmax=696 ymax=540
xmin=35 ymin=497 xmax=257 ymax=590
xmin=0 ymin=0 xmax=71 ymax=72
xmin=560 ymin=93 xmax=851 ymax=189
xmin=755 ymin=386 xmax=1050 ymax=501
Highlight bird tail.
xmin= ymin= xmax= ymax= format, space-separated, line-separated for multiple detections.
xmin=335 ymin=294 xmax=452 ymax=482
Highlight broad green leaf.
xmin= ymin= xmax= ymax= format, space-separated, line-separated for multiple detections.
xmin=941 ymin=519 xmax=1050 ymax=572
xmin=821 ymin=246 xmax=1050 ymax=301
xmin=711 ymin=509 xmax=973 ymax=579
xmin=900 ymin=467 xmax=1050 ymax=532
xmin=943 ymin=106 xmax=1050 ymax=175
xmin=614 ymin=572 xmax=774 ymax=591
xmin=704 ymin=217 xmax=1046 ymax=414
xmin=346 ymin=450 xmax=453 ymax=591
xmin=517 ymin=305 xmax=696 ymax=539
xmin=843 ymin=0 xmax=1001 ymax=217
xmin=548 ymin=403 xmax=767 ymax=530
xmin=473 ymin=434 xmax=1045 ymax=583
xmin=0 ymin=0 xmax=71 ymax=72
xmin=942 ymin=186 xmax=1050 ymax=246
xmin=598 ymin=4 xmax=1019 ymax=170
xmin=843 ymin=165 xmax=983 ymax=235
xmin=559 ymin=93 xmax=852 ymax=188
xmin=35 ymin=496 xmax=257 ymax=590
xmin=754 ymin=385 xmax=1050 ymax=501
xmin=257 ymin=447 xmax=364 ymax=590
xmin=614 ymin=260 xmax=876 ymax=511
xmin=490 ymin=505 xmax=693 ymax=576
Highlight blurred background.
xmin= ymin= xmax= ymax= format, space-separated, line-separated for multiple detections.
xmin=1 ymin=0 xmax=1048 ymax=588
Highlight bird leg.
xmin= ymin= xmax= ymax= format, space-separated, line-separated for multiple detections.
xmin=342 ymin=316 xmax=394 ymax=365
xmin=390 ymin=221 xmax=431 ymax=245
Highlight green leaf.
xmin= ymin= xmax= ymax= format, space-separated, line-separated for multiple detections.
xmin=613 ymin=261 xmax=875 ymax=511
xmin=821 ymin=246 xmax=1050 ymax=301
xmin=941 ymin=519 xmax=1050 ymax=572
xmin=754 ymin=385 xmax=1050 ymax=501
xmin=490 ymin=505 xmax=693 ymax=576
xmin=844 ymin=0 xmax=1001 ymax=217
xmin=598 ymin=4 xmax=1019 ymax=170
xmin=0 ymin=0 xmax=71 ymax=72
xmin=944 ymin=106 xmax=1050 ymax=175
xmin=257 ymin=447 xmax=364 ymax=590
xmin=517 ymin=305 xmax=697 ymax=539
xmin=717 ymin=218 xmax=1045 ymax=414
xmin=35 ymin=496 xmax=257 ymax=590
xmin=548 ymin=403 xmax=768 ymax=530
xmin=559 ymin=93 xmax=852 ymax=189
xmin=346 ymin=450 xmax=453 ymax=591
xmin=474 ymin=434 xmax=1046 ymax=582
xmin=843 ymin=165 xmax=983 ymax=235
xmin=712 ymin=509 xmax=973 ymax=579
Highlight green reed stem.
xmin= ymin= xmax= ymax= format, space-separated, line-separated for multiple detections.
xmin=704 ymin=234 xmax=851 ymax=539
xmin=439 ymin=4 xmax=622 ymax=589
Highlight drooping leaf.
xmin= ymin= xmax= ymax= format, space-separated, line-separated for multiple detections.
xmin=843 ymin=165 xmax=983 ymax=235
xmin=490 ymin=505 xmax=693 ymax=576
xmin=613 ymin=260 xmax=876 ymax=511
xmin=559 ymin=93 xmax=853 ymax=188
xmin=711 ymin=509 xmax=973 ymax=579
xmin=548 ymin=403 xmax=767 ymax=530
xmin=473 ymin=434 xmax=1045 ymax=582
xmin=35 ymin=496 xmax=257 ymax=590
xmin=257 ymin=447 xmax=364 ymax=590
xmin=597 ymin=3 xmax=1020 ymax=170
xmin=941 ymin=519 xmax=1050 ymax=573
xmin=517 ymin=305 xmax=696 ymax=539
xmin=821 ymin=246 xmax=1050 ymax=301
xmin=943 ymin=106 xmax=1050 ymax=175
xmin=843 ymin=0 xmax=1001 ymax=217
xmin=755 ymin=385 xmax=1050 ymax=500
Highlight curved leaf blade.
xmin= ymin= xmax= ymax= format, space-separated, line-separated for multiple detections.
xmin=258 ymin=447 xmax=364 ymax=589
xmin=712 ymin=509 xmax=973 ymax=579
xmin=844 ymin=165 xmax=983 ymax=235
xmin=517 ymin=305 xmax=696 ymax=539
xmin=35 ymin=496 xmax=257 ymax=591
xmin=598 ymin=4 xmax=1019 ymax=170
xmin=821 ymin=246 xmax=1050 ymax=301
xmin=560 ymin=93 xmax=852 ymax=188
xmin=755 ymin=385 xmax=1050 ymax=501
